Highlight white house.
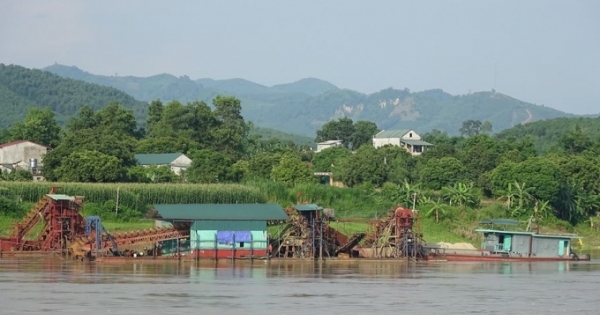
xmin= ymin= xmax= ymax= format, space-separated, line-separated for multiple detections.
xmin=316 ymin=140 xmax=343 ymax=153
xmin=134 ymin=153 xmax=192 ymax=175
xmin=373 ymin=129 xmax=433 ymax=155
xmin=0 ymin=140 xmax=50 ymax=174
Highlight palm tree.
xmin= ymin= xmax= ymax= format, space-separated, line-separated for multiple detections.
xmin=442 ymin=182 xmax=476 ymax=208
xmin=497 ymin=182 xmax=517 ymax=209
xmin=512 ymin=181 xmax=534 ymax=217
xmin=441 ymin=185 xmax=457 ymax=206
xmin=398 ymin=179 xmax=421 ymax=207
xmin=425 ymin=198 xmax=446 ymax=223
xmin=532 ymin=199 xmax=551 ymax=220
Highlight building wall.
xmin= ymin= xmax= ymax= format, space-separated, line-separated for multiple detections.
xmin=511 ymin=234 xmax=531 ymax=255
xmin=191 ymin=230 xmax=267 ymax=250
xmin=316 ymin=143 xmax=341 ymax=153
xmin=170 ymin=155 xmax=192 ymax=175
xmin=0 ymin=142 xmax=48 ymax=167
xmin=532 ymin=237 xmax=570 ymax=257
xmin=373 ymin=137 xmax=402 ymax=148
xmin=373 ymin=130 xmax=422 ymax=149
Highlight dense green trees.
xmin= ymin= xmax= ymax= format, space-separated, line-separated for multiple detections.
xmin=315 ymin=117 xmax=379 ymax=149
xmin=3 ymin=93 xmax=600 ymax=227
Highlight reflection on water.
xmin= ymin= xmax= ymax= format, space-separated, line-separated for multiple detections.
xmin=0 ymin=257 xmax=599 ymax=314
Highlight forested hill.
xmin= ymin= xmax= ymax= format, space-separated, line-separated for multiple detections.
xmin=0 ymin=64 xmax=148 ymax=129
xmin=496 ymin=116 xmax=600 ymax=153
xmin=44 ymin=64 xmax=574 ymax=136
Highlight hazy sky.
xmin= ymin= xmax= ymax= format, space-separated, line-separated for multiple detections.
xmin=1 ymin=1 xmax=599 ymax=114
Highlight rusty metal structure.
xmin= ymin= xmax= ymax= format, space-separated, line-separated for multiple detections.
xmin=0 ymin=187 xmax=86 ymax=252
xmin=272 ymin=205 xmax=365 ymax=259
xmin=354 ymin=205 xmax=427 ymax=260
xmin=0 ymin=187 xmax=189 ymax=260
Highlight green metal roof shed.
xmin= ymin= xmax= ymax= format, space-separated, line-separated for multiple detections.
xmin=153 ymin=204 xmax=289 ymax=221
xmin=135 ymin=153 xmax=185 ymax=165
xmin=293 ymin=204 xmax=323 ymax=211
xmin=400 ymin=139 xmax=434 ymax=146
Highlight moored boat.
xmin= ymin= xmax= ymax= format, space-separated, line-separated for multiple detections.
xmin=435 ymin=219 xmax=590 ymax=262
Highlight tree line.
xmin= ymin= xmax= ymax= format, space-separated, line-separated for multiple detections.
xmin=1 ymin=97 xmax=599 ymax=225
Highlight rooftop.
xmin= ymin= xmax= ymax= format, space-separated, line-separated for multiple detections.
xmin=153 ymin=203 xmax=289 ymax=221
xmin=46 ymin=194 xmax=75 ymax=201
xmin=135 ymin=153 xmax=185 ymax=165
xmin=317 ymin=140 xmax=342 ymax=145
xmin=475 ymin=229 xmax=582 ymax=239
xmin=400 ymin=139 xmax=434 ymax=146
xmin=0 ymin=140 xmax=51 ymax=149
xmin=374 ymin=129 xmax=411 ymax=139
xmin=293 ymin=204 xmax=323 ymax=212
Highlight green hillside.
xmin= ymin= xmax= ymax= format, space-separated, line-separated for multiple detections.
xmin=0 ymin=64 xmax=148 ymax=129
xmin=496 ymin=116 xmax=600 ymax=153
xmin=44 ymin=64 xmax=574 ymax=136
xmin=249 ymin=125 xmax=315 ymax=145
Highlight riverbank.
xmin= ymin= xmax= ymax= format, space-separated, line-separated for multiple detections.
xmin=2 ymin=210 xmax=599 ymax=251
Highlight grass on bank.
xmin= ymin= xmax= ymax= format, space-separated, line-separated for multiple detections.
xmin=1 ymin=180 xmax=599 ymax=249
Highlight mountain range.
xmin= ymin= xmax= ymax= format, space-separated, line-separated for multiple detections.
xmin=43 ymin=64 xmax=577 ymax=136
xmin=0 ymin=63 xmax=579 ymax=138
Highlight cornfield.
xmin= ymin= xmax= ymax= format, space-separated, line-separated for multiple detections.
xmin=0 ymin=182 xmax=266 ymax=211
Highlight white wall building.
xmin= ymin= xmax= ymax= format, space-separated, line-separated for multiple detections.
xmin=0 ymin=140 xmax=50 ymax=174
xmin=316 ymin=140 xmax=343 ymax=153
xmin=134 ymin=153 xmax=192 ymax=175
xmin=373 ymin=129 xmax=433 ymax=155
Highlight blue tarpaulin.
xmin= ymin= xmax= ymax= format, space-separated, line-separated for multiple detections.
xmin=234 ymin=231 xmax=252 ymax=243
xmin=217 ymin=231 xmax=252 ymax=245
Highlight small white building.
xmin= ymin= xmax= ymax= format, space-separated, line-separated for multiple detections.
xmin=373 ymin=129 xmax=433 ymax=155
xmin=316 ymin=140 xmax=343 ymax=153
xmin=0 ymin=140 xmax=50 ymax=174
xmin=134 ymin=153 xmax=192 ymax=175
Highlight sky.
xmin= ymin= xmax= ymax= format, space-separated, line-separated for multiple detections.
xmin=1 ymin=0 xmax=599 ymax=115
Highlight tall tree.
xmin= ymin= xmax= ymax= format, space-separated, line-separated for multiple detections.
xmin=459 ymin=120 xmax=483 ymax=137
xmin=8 ymin=107 xmax=61 ymax=147
xmin=350 ymin=120 xmax=379 ymax=149
xmin=211 ymin=96 xmax=248 ymax=160
xmin=146 ymin=99 xmax=164 ymax=135
xmin=315 ymin=117 xmax=355 ymax=149
xmin=270 ymin=153 xmax=316 ymax=186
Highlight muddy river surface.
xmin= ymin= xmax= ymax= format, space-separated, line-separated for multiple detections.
xmin=0 ymin=257 xmax=599 ymax=315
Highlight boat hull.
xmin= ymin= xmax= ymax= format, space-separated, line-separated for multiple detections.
xmin=442 ymin=253 xmax=590 ymax=262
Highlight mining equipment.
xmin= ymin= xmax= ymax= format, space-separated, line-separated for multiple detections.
xmin=0 ymin=187 xmax=189 ymax=260
xmin=272 ymin=205 xmax=365 ymax=259
xmin=353 ymin=205 xmax=428 ymax=260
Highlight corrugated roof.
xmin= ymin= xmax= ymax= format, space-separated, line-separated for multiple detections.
xmin=480 ymin=219 xmax=520 ymax=226
xmin=192 ymin=220 xmax=266 ymax=231
xmin=135 ymin=153 xmax=184 ymax=165
xmin=317 ymin=140 xmax=342 ymax=145
xmin=294 ymin=204 xmax=323 ymax=211
xmin=400 ymin=139 xmax=434 ymax=146
xmin=475 ymin=229 xmax=582 ymax=239
xmin=153 ymin=204 xmax=289 ymax=221
xmin=46 ymin=194 xmax=74 ymax=201
xmin=375 ymin=129 xmax=411 ymax=139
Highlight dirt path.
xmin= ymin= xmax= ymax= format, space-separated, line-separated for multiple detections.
xmin=522 ymin=108 xmax=533 ymax=124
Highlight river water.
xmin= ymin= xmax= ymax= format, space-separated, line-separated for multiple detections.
xmin=0 ymin=257 xmax=598 ymax=315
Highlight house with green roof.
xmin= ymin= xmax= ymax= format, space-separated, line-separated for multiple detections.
xmin=152 ymin=203 xmax=288 ymax=259
xmin=373 ymin=129 xmax=433 ymax=155
xmin=134 ymin=153 xmax=192 ymax=175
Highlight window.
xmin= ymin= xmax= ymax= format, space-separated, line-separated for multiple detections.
xmin=239 ymin=242 xmax=245 ymax=248
xmin=409 ymin=133 xmax=413 ymax=137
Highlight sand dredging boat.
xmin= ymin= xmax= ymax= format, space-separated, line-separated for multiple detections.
xmin=0 ymin=187 xmax=590 ymax=262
